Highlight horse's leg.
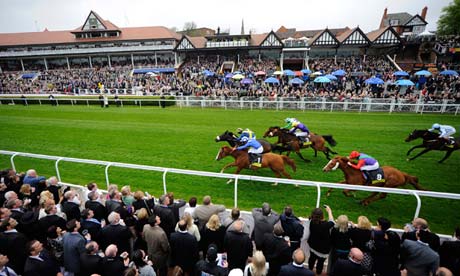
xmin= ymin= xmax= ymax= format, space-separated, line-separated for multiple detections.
xmin=438 ymin=150 xmax=453 ymax=163
xmin=360 ymin=192 xmax=379 ymax=206
xmin=296 ymin=151 xmax=311 ymax=162
xmin=406 ymin=144 xmax=425 ymax=156
xmin=408 ymin=148 xmax=433 ymax=161
xmin=327 ymin=181 xmax=346 ymax=197
xmin=343 ymin=189 xmax=355 ymax=197
xmin=220 ymin=162 xmax=236 ymax=173
xmin=269 ymin=169 xmax=282 ymax=186
xmin=362 ymin=193 xmax=387 ymax=205
xmin=226 ymin=167 xmax=243 ymax=184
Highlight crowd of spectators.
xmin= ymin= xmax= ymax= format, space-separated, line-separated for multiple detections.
xmin=0 ymin=167 xmax=459 ymax=276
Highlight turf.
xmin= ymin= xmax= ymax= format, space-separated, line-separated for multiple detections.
xmin=0 ymin=105 xmax=459 ymax=234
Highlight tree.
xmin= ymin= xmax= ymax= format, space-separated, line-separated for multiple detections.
xmin=437 ymin=0 xmax=460 ymax=36
xmin=182 ymin=21 xmax=197 ymax=32
xmin=169 ymin=26 xmax=178 ymax=32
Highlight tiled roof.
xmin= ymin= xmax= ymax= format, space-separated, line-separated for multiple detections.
xmin=366 ymin=27 xmax=388 ymax=42
xmin=251 ymin=33 xmax=268 ymax=46
xmin=383 ymin=12 xmax=413 ymax=26
xmin=187 ymin=36 xmax=207 ymax=48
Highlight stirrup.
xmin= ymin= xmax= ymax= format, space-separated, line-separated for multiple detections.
xmin=251 ymin=162 xmax=262 ymax=167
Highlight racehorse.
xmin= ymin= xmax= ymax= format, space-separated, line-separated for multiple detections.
xmin=405 ymin=129 xmax=460 ymax=163
xmin=215 ymin=130 xmax=276 ymax=154
xmin=215 ymin=146 xmax=296 ymax=185
xmin=263 ymin=126 xmax=337 ymax=161
xmin=322 ymin=156 xmax=424 ymax=206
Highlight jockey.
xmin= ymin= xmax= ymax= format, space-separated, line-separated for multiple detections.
xmin=234 ymin=136 xmax=263 ymax=167
xmin=429 ymin=123 xmax=456 ymax=144
xmin=236 ymin=128 xmax=256 ymax=141
xmin=347 ymin=151 xmax=380 ymax=185
xmin=282 ymin=118 xmax=311 ymax=143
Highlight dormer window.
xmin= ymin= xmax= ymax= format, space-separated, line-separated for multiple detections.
xmin=389 ymin=19 xmax=399 ymax=26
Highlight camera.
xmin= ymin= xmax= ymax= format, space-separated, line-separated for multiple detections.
xmin=82 ymin=229 xmax=89 ymax=236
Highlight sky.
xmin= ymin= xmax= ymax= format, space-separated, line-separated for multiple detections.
xmin=0 ymin=0 xmax=452 ymax=35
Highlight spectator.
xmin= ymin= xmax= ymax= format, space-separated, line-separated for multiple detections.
xmin=201 ymin=214 xmax=226 ymax=254
xmin=330 ymin=247 xmax=366 ymax=276
xmin=100 ymin=211 xmax=132 ymax=254
xmin=153 ymin=194 xmax=175 ymax=239
xmin=183 ymin=196 xmax=197 ymax=217
xmin=195 ymin=243 xmax=228 ymax=276
xmin=23 ymin=240 xmax=62 ymax=276
xmin=45 ymin=177 xmax=61 ymax=204
xmin=329 ymin=214 xmax=352 ymax=272
xmin=243 ymin=250 xmax=268 ymax=276
xmin=223 ymin=207 xmax=251 ymax=236
xmin=174 ymin=212 xmax=200 ymax=241
xmin=280 ymin=205 xmax=304 ymax=252
xmin=131 ymin=249 xmax=156 ymax=276
xmin=142 ymin=214 xmax=169 ymax=276
xmin=85 ymin=190 xmax=107 ymax=222
xmin=261 ymin=223 xmax=291 ymax=276
xmin=22 ymin=169 xmax=46 ymax=189
xmin=45 ymin=225 xmax=64 ymax=268
xmin=439 ymin=227 xmax=460 ymax=276
xmin=80 ymin=208 xmax=103 ymax=243
xmin=252 ymin=202 xmax=279 ymax=250
xmin=83 ymin=182 xmax=99 ymax=202
xmin=0 ymin=253 xmax=17 ymax=276
xmin=278 ymin=248 xmax=314 ymax=276
xmin=38 ymin=203 xmax=67 ymax=242
xmin=101 ymin=244 xmax=129 ymax=276
xmin=133 ymin=208 xmax=150 ymax=251
xmin=402 ymin=217 xmax=440 ymax=252
xmin=166 ymin=192 xmax=186 ymax=223
xmin=61 ymin=190 xmax=81 ymax=221
xmin=349 ymin=215 xmax=373 ymax=272
xmin=62 ymin=219 xmax=88 ymax=276
xmin=169 ymin=219 xmax=199 ymax=275
xmin=307 ymin=205 xmax=334 ymax=275
xmin=80 ymin=241 xmax=103 ymax=276
xmin=193 ymin=195 xmax=226 ymax=230
xmin=0 ymin=218 xmax=28 ymax=274
xmin=132 ymin=191 xmax=154 ymax=216
xmin=224 ymin=220 xmax=253 ymax=271
xmin=121 ymin=186 xmax=135 ymax=208
xmin=373 ymin=217 xmax=400 ymax=276
xmin=105 ymin=188 xmax=128 ymax=220
xmin=400 ymin=230 xmax=440 ymax=276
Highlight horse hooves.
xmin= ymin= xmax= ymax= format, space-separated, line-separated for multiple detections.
xmin=226 ymin=179 xmax=233 ymax=184
xmin=406 ymin=158 xmax=410 ymax=162
xmin=326 ymin=192 xmax=331 ymax=197
xmin=271 ymin=183 xmax=278 ymax=186
xmin=360 ymin=200 xmax=369 ymax=206
xmin=294 ymin=184 xmax=299 ymax=188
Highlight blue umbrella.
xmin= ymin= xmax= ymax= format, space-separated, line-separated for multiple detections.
xmin=324 ymin=74 xmax=338 ymax=81
xmin=264 ymin=77 xmax=280 ymax=84
xmin=393 ymin=71 xmax=409 ymax=77
xmin=240 ymin=78 xmax=254 ymax=85
xmin=289 ymin=78 xmax=304 ymax=85
xmin=202 ymin=70 xmax=215 ymax=77
xmin=395 ymin=79 xmax=415 ymax=86
xmin=364 ymin=77 xmax=384 ymax=85
xmin=313 ymin=76 xmax=331 ymax=83
xmin=332 ymin=69 xmax=346 ymax=76
xmin=415 ymin=70 xmax=432 ymax=77
xmin=439 ymin=70 xmax=459 ymax=76
xmin=283 ymin=69 xmax=295 ymax=76
xmin=301 ymin=69 xmax=311 ymax=74
xmin=225 ymin=73 xmax=234 ymax=78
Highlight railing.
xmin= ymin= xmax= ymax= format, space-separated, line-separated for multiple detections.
xmin=2 ymin=150 xmax=460 ymax=223
xmin=1 ymin=96 xmax=459 ymax=114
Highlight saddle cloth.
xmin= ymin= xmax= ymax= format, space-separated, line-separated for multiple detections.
xmin=363 ymin=168 xmax=385 ymax=185
xmin=249 ymin=154 xmax=263 ymax=167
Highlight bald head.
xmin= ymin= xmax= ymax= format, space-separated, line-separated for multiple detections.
xmin=233 ymin=220 xmax=243 ymax=232
xmin=105 ymin=244 xmax=118 ymax=257
xmin=292 ymin=249 xmax=305 ymax=265
xmin=349 ymin=248 xmax=363 ymax=264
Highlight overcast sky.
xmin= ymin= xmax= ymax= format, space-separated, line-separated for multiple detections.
xmin=0 ymin=0 xmax=452 ymax=34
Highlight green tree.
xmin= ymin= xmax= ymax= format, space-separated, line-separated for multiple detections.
xmin=437 ymin=0 xmax=460 ymax=36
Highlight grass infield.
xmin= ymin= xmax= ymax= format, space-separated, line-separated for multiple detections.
xmin=0 ymin=105 xmax=459 ymax=234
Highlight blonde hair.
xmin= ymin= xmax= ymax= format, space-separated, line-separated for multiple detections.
xmin=108 ymin=184 xmax=118 ymax=194
xmin=183 ymin=212 xmax=193 ymax=228
xmin=133 ymin=191 xmax=144 ymax=201
xmin=121 ymin=186 xmax=131 ymax=196
xmin=250 ymin=251 xmax=267 ymax=276
xmin=357 ymin=216 xmax=372 ymax=230
xmin=136 ymin=208 xmax=149 ymax=220
xmin=19 ymin=184 xmax=31 ymax=195
xmin=335 ymin=215 xmax=349 ymax=233
xmin=206 ymin=214 xmax=221 ymax=231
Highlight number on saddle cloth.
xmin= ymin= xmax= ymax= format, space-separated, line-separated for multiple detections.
xmin=364 ymin=169 xmax=385 ymax=185
xmin=249 ymin=154 xmax=263 ymax=167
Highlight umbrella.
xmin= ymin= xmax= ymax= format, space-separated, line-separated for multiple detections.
xmin=311 ymin=71 xmax=323 ymax=76
xmin=273 ymin=71 xmax=284 ymax=75
xmin=289 ymin=78 xmax=304 ymax=85
xmin=232 ymin=71 xmax=242 ymax=74
xmin=324 ymin=74 xmax=338 ymax=81
xmin=240 ymin=78 xmax=254 ymax=85
xmin=232 ymin=74 xmax=245 ymax=80
xmin=264 ymin=77 xmax=280 ymax=84
xmin=255 ymin=71 xmax=266 ymax=76
xmin=395 ymin=79 xmax=415 ymax=86
xmin=145 ymin=72 xmax=158 ymax=77
xmin=365 ymin=77 xmax=384 ymax=85
xmin=301 ymin=69 xmax=311 ymax=74
xmin=202 ymin=70 xmax=215 ymax=77
xmin=283 ymin=69 xmax=295 ymax=76
xmin=393 ymin=71 xmax=409 ymax=77
xmin=225 ymin=73 xmax=234 ymax=78
xmin=313 ymin=76 xmax=331 ymax=83
xmin=350 ymin=71 xmax=366 ymax=77
xmin=294 ymin=71 xmax=303 ymax=77
xmin=415 ymin=70 xmax=432 ymax=77
xmin=332 ymin=69 xmax=346 ymax=76
xmin=439 ymin=70 xmax=459 ymax=76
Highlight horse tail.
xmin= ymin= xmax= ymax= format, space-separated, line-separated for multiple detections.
xmin=322 ymin=135 xmax=337 ymax=147
xmin=282 ymin=155 xmax=296 ymax=172
xmin=404 ymin=173 xmax=426 ymax=190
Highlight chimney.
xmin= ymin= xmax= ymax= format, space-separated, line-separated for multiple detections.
xmin=380 ymin=7 xmax=388 ymax=29
xmin=217 ymin=27 xmax=220 ymax=35
xmin=421 ymin=6 xmax=428 ymax=20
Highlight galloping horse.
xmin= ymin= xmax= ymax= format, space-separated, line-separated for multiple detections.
xmin=263 ymin=126 xmax=337 ymax=161
xmin=405 ymin=129 xmax=460 ymax=163
xmin=322 ymin=156 xmax=424 ymax=206
xmin=215 ymin=130 xmax=275 ymax=154
xmin=215 ymin=146 xmax=296 ymax=184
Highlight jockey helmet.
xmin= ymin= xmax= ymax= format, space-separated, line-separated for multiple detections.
xmin=349 ymin=151 xmax=360 ymax=159
xmin=240 ymin=136 xmax=249 ymax=143
xmin=237 ymin=128 xmax=243 ymax=134
xmin=432 ymin=123 xmax=440 ymax=129
xmin=285 ymin=118 xmax=292 ymax=123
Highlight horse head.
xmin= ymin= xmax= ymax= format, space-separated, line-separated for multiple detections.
xmin=322 ymin=156 xmax=349 ymax=172
xmin=263 ymin=126 xmax=281 ymax=138
xmin=215 ymin=130 xmax=238 ymax=143
xmin=405 ymin=129 xmax=437 ymax=142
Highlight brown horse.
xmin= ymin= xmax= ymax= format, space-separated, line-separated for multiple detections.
xmin=263 ymin=126 xmax=337 ymax=161
xmin=215 ymin=146 xmax=296 ymax=184
xmin=322 ymin=156 xmax=425 ymax=205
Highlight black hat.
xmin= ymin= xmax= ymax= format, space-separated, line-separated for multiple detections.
xmin=206 ymin=244 xmax=218 ymax=262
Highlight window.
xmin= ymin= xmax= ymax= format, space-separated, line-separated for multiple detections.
xmin=389 ymin=19 xmax=399 ymax=26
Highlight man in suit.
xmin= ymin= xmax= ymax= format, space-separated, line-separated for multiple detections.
xmin=105 ymin=190 xmax=127 ymax=219
xmin=0 ymin=218 xmax=28 ymax=274
xmin=167 ymin=192 xmax=186 ymax=223
xmin=101 ymin=244 xmax=129 ymax=276
xmin=252 ymin=202 xmax=279 ymax=250
xmin=23 ymin=240 xmax=62 ymax=276
xmin=261 ymin=223 xmax=292 ymax=276
xmin=62 ymin=219 xmax=87 ymax=276
xmin=60 ymin=190 xmax=81 ymax=222
xmin=143 ymin=214 xmax=170 ymax=276
xmin=169 ymin=219 xmax=199 ymax=275
xmin=193 ymin=195 xmax=226 ymax=230
xmin=0 ymin=253 xmax=18 ymax=276
xmin=38 ymin=204 xmax=67 ymax=242
xmin=330 ymin=247 xmax=366 ymax=276
xmin=99 ymin=211 xmax=131 ymax=253
xmin=279 ymin=249 xmax=314 ymax=276
xmin=80 ymin=241 xmax=103 ymax=276
xmin=153 ymin=194 xmax=176 ymax=239
xmin=80 ymin=209 xmax=102 ymax=243
xmin=224 ymin=220 xmax=253 ymax=271
xmin=85 ymin=190 xmax=107 ymax=222
xmin=401 ymin=230 xmax=440 ymax=276
xmin=439 ymin=227 xmax=460 ymax=276
xmin=45 ymin=177 xmax=61 ymax=204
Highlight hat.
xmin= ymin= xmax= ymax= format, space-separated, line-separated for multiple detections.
xmin=206 ymin=244 xmax=218 ymax=262
xmin=349 ymin=151 xmax=360 ymax=159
